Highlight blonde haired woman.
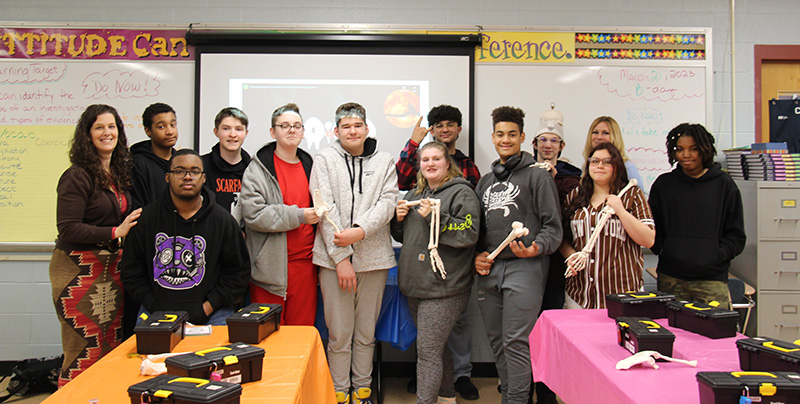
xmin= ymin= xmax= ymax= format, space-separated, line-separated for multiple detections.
xmin=582 ymin=116 xmax=644 ymax=188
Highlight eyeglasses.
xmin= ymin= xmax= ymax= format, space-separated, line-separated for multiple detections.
xmin=169 ymin=169 xmax=204 ymax=178
xmin=433 ymin=122 xmax=459 ymax=130
xmin=588 ymin=158 xmax=613 ymax=167
xmin=273 ymin=123 xmax=305 ymax=132
xmin=536 ymin=137 xmax=562 ymax=144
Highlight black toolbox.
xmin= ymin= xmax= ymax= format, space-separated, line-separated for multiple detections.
xmin=128 ymin=374 xmax=242 ymax=404
xmin=616 ymin=316 xmax=675 ymax=357
xmin=134 ymin=311 xmax=189 ymax=354
xmin=738 ymin=337 xmax=800 ymax=372
xmin=165 ymin=343 xmax=265 ymax=384
xmin=666 ymin=300 xmax=739 ymax=339
xmin=696 ymin=371 xmax=800 ymax=404
xmin=606 ymin=291 xmax=676 ymax=319
xmin=226 ymin=303 xmax=282 ymax=344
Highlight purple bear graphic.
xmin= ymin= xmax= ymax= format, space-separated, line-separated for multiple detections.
xmin=153 ymin=232 xmax=206 ymax=290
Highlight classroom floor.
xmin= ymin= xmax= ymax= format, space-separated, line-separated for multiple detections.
xmin=0 ymin=376 xmax=565 ymax=404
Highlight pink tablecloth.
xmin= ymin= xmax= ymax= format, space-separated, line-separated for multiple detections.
xmin=530 ymin=309 xmax=744 ymax=404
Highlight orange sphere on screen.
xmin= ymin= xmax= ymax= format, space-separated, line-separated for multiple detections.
xmin=383 ymin=89 xmax=420 ymax=128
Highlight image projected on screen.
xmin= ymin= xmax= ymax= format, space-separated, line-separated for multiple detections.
xmin=197 ymin=53 xmax=471 ymax=158
xmin=231 ymin=79 xmax=428 ymax=154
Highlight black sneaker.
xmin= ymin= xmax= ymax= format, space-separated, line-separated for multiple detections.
xmin=454 ymin=376 xmax=480 ymax=400
xmin=406 ymin=377 xmax=416 ymax=394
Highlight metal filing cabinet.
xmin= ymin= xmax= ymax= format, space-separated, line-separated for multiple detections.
xmin=732 ymin=181 xmax=800 ymax=339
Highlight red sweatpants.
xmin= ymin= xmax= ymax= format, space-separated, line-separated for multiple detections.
xmin=250 ymin=259 xmax=318 ymax=326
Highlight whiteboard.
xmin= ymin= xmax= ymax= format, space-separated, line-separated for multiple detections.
xmin=0 ymin=59 xmax=194 ymax=244
xmin=473 ymin=63 xmax=709 ymax=191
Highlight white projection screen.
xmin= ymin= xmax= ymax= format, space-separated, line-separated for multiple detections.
xmin=192 ymin=34 xmax=477 ymax=158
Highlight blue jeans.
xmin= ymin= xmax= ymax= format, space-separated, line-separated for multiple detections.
xmin=136 ymin=305 xmax=235 ymax=326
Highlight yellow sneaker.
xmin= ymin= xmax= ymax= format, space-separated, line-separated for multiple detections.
xmin=336 ymin=391 xmax=350 ymax=404
xmin=351 ymin=387 xmax=373 ymax=404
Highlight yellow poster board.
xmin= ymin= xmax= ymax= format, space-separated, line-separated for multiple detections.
xmin=0 ymin=125 xmax=71 ymax=242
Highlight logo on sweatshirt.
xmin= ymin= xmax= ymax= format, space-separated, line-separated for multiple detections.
xmin=152 ymin=232 xmax=207 ymax=290
xmin=483 ymin=182 xmax=520 ymax=217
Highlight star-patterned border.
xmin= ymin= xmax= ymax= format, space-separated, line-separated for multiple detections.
xmin=575 ymin=33 xmax=706 ymax=60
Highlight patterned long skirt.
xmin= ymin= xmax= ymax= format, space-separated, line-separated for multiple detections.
xmin=49 ymin=247 xmax=124 ymax=388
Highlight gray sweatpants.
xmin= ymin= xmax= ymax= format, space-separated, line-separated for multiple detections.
xmin=408 ymin=291 xmax=470 ymax=404
xmin=477 ymin=256 xmax=548 ymax=404
xmin=319 ymin=267 xmax=388 ymax=393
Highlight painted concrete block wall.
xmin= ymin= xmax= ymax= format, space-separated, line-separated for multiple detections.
xmin=0 ymin=256 xmax=62 ymax=359
xmin=2 ymin=0 xmax=800 ymax=360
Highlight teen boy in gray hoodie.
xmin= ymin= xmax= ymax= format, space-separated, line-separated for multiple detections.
xmin=310 ymin=102 xmax=399 ymax=404
xmin=474 ymin=106 xmax=562 ymax=404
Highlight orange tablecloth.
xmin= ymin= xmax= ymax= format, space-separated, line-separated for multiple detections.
xmin=43 ymin=325 xmax=336 ymax=404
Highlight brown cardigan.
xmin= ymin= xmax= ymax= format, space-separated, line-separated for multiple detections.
xmin=55 ymin=166 xmax=130 ymax=251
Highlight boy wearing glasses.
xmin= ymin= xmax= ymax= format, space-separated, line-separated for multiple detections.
xmin=397 ymin=104 xmax=480 ymax=190
xmin=396 ymin=104 xmax=481 ymax=400
xmin=131 ymin=103 xmax=179 ymax=210
xmin=530 ymin=106 xmax=581 ymax=404
xmin=474 ymin=106 xmax=561 ymax=404
xmin=240 ymin=103 xmax=320 ymax=326
xmin=121 ymin=149 xmax=250 ymax=326
xmin=311 ymin=102 xmax=398 ymax=404
xmin=202 ymin=107 xmax=251 ymax=224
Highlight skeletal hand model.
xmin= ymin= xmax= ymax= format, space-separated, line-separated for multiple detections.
xmin=532 ymin=161 xmax=553 ymax=172
xmin=313 ymin=189 xmax=342 ymax=233
xmin=487 ymin=221 xmax=530 ymax=260
xmin=403 ymin=199 xmax=446 ymax=279
xmin=564 ymin=179 xmax=637 ymax=277
xmin=615 ymin=350 xmax=698 ymax=370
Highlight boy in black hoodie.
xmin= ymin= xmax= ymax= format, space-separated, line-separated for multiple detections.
xmin=130 ymin=103 xmax=178 ymax=210
xmin=202 ymin=107 xmax=251 ymax=224
xmin=120 ymin=149 xmax=250 ymax=325
xmin=649 ymin=123 xmax=745 ymax=308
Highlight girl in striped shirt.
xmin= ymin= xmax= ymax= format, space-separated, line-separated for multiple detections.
xmin=560 ymin=143 xmax=655 ymax=309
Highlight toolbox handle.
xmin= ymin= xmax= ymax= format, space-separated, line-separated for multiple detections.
xmin=628 ymin=293 xmax=656 ymax=298
xmin=763 ymin=341 xmax=800 ymax=353
xmin=195 ymin=347 xmax=232 ymax=356
xmin=732 ymin=372 xmax=777 ymax=378
xmin=684 ymin=303 xmax=711 ymax=311
xmin=167 ymin=377 xmax=210 ymax=387
xmin=158 ymin=314 xmax=178 ymax=322
xmin=251 ymin=306 xmax=271 ymax=314
xmin=638 ymin=320 xmax=661 ymax=328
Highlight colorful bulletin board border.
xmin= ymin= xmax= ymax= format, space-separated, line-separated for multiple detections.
xmin=575 ymin=32 xmax=706 ymax=60
xmin=0 ymin=28 xmax=193 ymax=60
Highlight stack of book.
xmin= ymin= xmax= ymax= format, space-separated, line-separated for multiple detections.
xmin=769 ymin=153 xmax=800 ymax=181
xmin=723 ymin=147 xmax=749 ymax=180
xmin=746 ymin=142 xmax=790 ymax=181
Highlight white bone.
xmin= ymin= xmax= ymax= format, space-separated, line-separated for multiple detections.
xmin=615 ymin=350 xmax=697 ymax=370
xmin=564 ymin=179 xmax=638 ymax=277
xmin=312 ymin=189 xmax=342 ymax=233
xmin=487 ymin=221 xmax=529 ymax=260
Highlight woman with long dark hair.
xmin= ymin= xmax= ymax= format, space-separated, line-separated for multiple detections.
xmin=49 ymin=104 xmax=141 ymax=387
xmin=561 ymin=142 xmax=654 ymax=309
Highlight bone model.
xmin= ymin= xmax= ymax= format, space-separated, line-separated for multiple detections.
xmin=564 ymin=179 xmax=637 ymax=277
xmin=487 ymin=221 xmax=530 ymax=260
xmin=615 ymin=350 xmax=698 ymax=370
xmin=402 ymin=199 xmax=446 ymax=279
xmin=312 ymin=189 xmax=342 ymax=233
